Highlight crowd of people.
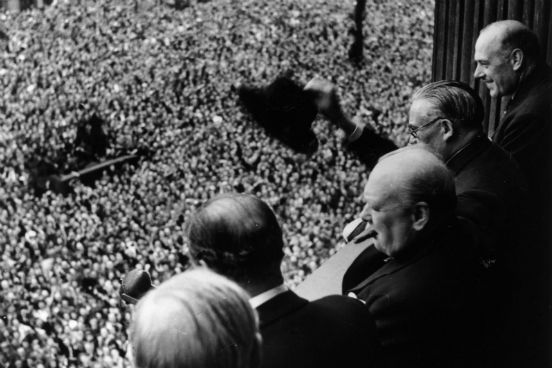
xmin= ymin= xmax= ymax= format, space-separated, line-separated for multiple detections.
xmin=0 ymin=0 xmax=433 ymax=366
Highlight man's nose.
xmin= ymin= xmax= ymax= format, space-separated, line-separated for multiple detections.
xmin=360 ymin=207 xmax=372 ymax=223
xmin=474 ymin=64 xmax=483 ymax=79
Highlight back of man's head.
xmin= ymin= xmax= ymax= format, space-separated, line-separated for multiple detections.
xmin=186 ymin=193 xmax=285 ymax=284
xmin=377 ymin=146 xmax=457 ymax=221
xmin=412 ymin=80 xmax=484 ymax=132
xmin=481 ymin=20 xmax=542 ymax=67
xmin=131 ymin=268 xmax=261 ymax=368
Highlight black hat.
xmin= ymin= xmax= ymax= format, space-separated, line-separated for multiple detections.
xmin=238 ymin=76 xmax=318 ymax=154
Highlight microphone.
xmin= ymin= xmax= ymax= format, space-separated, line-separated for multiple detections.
xmin=120 ymin=269 xmax=155 ymax=304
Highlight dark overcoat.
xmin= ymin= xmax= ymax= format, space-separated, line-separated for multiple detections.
xmin=257 ymin=290 xmax=379 ymax=368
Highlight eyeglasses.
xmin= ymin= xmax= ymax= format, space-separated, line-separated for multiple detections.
xmin=408 ymin=116 xmax=445 ymax=138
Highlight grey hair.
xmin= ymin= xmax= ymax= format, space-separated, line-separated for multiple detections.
xmin=412 ymin=80 xmax=484 ymax=130
xmin=131 ymin=268 xmax=260 ymax=368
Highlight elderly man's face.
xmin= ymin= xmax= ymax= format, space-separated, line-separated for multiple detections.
xmin=474 ymin=31 xmax=518 ymax=98
xmin=360 ymin=171 xmax=416 ymax=257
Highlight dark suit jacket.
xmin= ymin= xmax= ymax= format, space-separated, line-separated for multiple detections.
xmin=446 ymin=135 xmax=526 ymax=267
xmin=491 ymin=64 xmax=552 ymax=368
xmin=257 ymin=290 xmax=379 ymax=368
xmin=493 ymin=64 xmax=552 ymax=220
xmin=491 ymin=63 xmax=552 ymax=261
xmin=347 ymin=221 xmax=482 ymax=368
xmin=446 ymin=136 xmax=528 ymax=365
xmin=345 ymin=133 xmax=525 ymax=286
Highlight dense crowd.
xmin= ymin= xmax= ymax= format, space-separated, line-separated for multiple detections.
xmin=0 ymin=0 xmax=433 ymax=366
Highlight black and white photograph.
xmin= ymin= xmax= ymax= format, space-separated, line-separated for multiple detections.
xmin=0 ymin=0 xmax=550 ymax=367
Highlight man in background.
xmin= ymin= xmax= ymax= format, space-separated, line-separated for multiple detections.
xmin=185 ymin=193 xmax=380 ymax=368
xmin=307 ymin=78 xmax=527 ymax=366
xmin=306 ymin=79 xmax=526 ymax=286
xmin=474 ymin=20 xmax=551 ymax=203
xmin=474 ymin=20 xmax=552 ymax=367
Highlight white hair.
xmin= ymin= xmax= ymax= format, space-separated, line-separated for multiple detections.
xmin=131 ymin=268 xmax=261 ymax=368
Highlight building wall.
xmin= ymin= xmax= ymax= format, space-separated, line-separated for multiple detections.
xmin=432 ymin=0 xmax=552 ymax=135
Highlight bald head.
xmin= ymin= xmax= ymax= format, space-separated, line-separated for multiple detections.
xmin=131 ymin=268 xmax=261 ymax=368
xmin=186 ymin=193 xmax=284 ymax=284
xmin=361 ymin=146 xmax=456 ymax=257
xmin=480 ymin=20 xmax=541 ymax=64
xmin=475 ymin=20 xmax=541 ymax=97
xmin=375 ymin=146 xmax=456 ymax=215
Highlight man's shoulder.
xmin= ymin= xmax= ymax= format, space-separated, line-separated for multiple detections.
xmin=258 ymin=293 xmax=372 ymax=334
xmin=507 ymin=66 xmax=552 ymax=118
xmin=495 ymin=97 xmax=551 ymax=150
xmin=258 ymin=290 xmax=367 ymax=324
xmin=259 ymin=292 xmax=378 ymax=368
xmin=523 ymin=64 xmax=552 ymax=96
xmin=282 ymin=292 xmax=370 ymax=323
xmin=452 ymin=137 xmax=514 ymax=174
xmin=459 ymin=139 xmax=523 ymax=186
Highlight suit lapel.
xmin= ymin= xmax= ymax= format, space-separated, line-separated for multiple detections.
xmin=256 ymin=290 xmax=308 ymax=329
xmin=493 ymin=65 xmax=552 ymax=143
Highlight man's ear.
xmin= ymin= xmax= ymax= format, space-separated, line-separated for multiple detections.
xmin=510 ymin=48 xmax=524 ymax=71
xmin=411 ymin=202 xmax=430 ymax=230
xmin=440 ymin=118 xmax=454 ymax=141
xmin=195 ymin=259 xmax=209 ymax=268
xmin=189 ymin=255 xmax=208 ymax=268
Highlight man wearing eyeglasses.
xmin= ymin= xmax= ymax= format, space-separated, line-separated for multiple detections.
xmin=407 ymin=80 xmax=526 ymax=268
xmin=306 ymin=79 xmax=527 ymax=366
xmin=306 ymin=79 xmax=525 ymax=272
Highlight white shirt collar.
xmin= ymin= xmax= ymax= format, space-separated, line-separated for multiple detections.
xmin=249 ymin=284 xmax=288 ymax=309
